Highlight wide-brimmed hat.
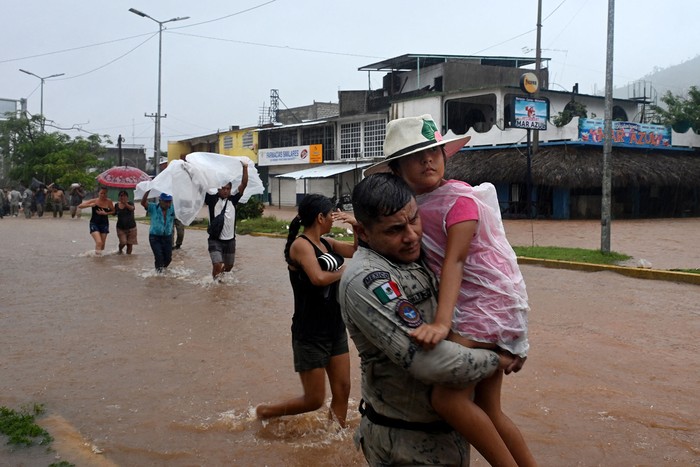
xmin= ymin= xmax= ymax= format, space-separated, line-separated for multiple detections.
xmin=159 ymin=193 xmax=173 ymax=201
xmin=365 ymin=114 xmax=471 ymax=175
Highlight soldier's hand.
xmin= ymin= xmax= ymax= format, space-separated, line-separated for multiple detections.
xmin=504 ymin=355 xmax=526 ymax=375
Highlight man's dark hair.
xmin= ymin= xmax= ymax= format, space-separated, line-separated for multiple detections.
xmin=352 ymin=173 xmax=414 ymax=228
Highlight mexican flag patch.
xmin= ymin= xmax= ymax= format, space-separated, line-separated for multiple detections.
xmin=373 ymin=281 xmax=401 ymax=304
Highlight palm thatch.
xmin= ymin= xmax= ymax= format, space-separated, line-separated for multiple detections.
xmin=447 ymin=144 xmax=700 ymax=189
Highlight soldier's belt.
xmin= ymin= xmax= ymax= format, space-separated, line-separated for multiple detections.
xmin=359 ymin=399 xmax=453 ymax=434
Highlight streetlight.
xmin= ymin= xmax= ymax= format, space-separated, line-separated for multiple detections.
xmin=129 ymin=8 xmax=189 ymax=175
xmin=19 ymin=68 xmax=65 ymax=131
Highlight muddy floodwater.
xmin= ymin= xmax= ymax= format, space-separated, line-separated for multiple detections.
xmin=1 ymin=214 xmax=698 ymax=466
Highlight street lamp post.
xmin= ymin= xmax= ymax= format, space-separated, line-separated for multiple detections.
xmin=18 ymin=68 xmax=65 ymax=131
xmin=129 ymin=8 xmax=189 ymax=175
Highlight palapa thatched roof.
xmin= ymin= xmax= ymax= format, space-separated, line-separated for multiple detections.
xmin=446 ymin=144 xmax=700 ymax=189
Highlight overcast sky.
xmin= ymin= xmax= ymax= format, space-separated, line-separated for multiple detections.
xmin=3 ymin=0 xmax=699 ymax=157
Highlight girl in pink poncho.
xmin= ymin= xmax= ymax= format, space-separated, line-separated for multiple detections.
xmin=378 ymin=114 xmax=536 ymax=467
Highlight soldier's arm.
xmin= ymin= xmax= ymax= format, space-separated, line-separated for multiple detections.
xmin=342 ymin=273 xmax=499 ymax=387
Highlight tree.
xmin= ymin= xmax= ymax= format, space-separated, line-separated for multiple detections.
xmin=652 ymin=85 xmax=700 ymax=133
xmin=553 ymin=101 xmax=588 ymax=127
xmin=0 ymin=114 xmax=109 ymax=189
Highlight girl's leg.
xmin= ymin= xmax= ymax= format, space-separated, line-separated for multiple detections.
xmin=432 ymin=384 xmax=517 ymax=467
xmin=324 ymin=352 xmax=351 ymax=427
xmin=99 ymin=233 xmax=108 ymax=253
xmin=256 ymin=368 xmax=326 ymax=419
xmin=90 ymin=231 xmax=104 ymax=253
xmin=475 ymin=371 xmax=538 ymax=467
xmin=126 ymin=243 xmax=133 ymax=254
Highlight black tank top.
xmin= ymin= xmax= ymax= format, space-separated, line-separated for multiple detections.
xmin=90 ymin=205 xmax=109 ymax=226
xmin=288 ymin=235 xmax=345 ymax=340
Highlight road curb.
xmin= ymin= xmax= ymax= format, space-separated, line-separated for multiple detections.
xmin=242 ymin=233 xmax=700 ymax=285
xmin=517 ymin=257 xmax=700 ymax=285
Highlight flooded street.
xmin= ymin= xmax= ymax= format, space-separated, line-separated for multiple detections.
xmin=1 ymin=214 xmax=698 ymax=466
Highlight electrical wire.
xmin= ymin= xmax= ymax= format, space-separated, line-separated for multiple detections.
xmin=0 ymin=33 xmax=155 ymax=64
xmin=169 ymin=0 xmax=278 ymax=29
xmin=54 ymin=33 xmax=158 ymax=80
xmin=169 ymin=31 xmax=382 ymax=59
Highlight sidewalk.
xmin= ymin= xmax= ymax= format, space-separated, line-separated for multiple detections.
xmin=264 ymin=206 xmax=700 ymax=271
xmin=136 ymin=200 xmax=699 ymax=275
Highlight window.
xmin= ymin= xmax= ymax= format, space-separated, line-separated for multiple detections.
xmin=223 ymin=135 xmax=233 ymax=150
xmin=340 ymin=122 xmax=362 ymax=159
xmin=242 ymin=132 xmax=253 ymax=148
xmin=363 ymin=119 xmax=386 ymax=158
xmin=302 ymin=124 xmax=335 ymax=161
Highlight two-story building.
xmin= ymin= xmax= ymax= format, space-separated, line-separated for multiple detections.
xmin=349 ymin=53 xmax=700 ymax=219
xmin=168 ymin=53 xmax=700 ymax=217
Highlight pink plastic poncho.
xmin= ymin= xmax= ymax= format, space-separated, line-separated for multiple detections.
xmin=417 ymin=181 xmax=529 ymax=357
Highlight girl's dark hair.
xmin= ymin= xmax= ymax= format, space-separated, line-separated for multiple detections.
xmin=118 ymin=190 xmax=128 ymax=197
xmin=283 ymin=194 xmax=334 ymax=264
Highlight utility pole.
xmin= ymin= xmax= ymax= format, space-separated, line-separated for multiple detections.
xmin=533 ymin=0 xmax=542 ymax=154
xmin=118 ymin=135 xmax=124 ymax=166
xmin=601 ymin=0 xmax=615 ymax=252
xmin=145 ymin=112 xmax=166 ymax=172
xmin=129 ymin=8 xmax=189 ymax=176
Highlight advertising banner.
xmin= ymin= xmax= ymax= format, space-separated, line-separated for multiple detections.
xmin=513 ymin=96 xmax=549 ymax=130
xmin=258 ymin=144 xmax=322 ymax=166
xmin=579 ymin=118 xmax=671 ymax=148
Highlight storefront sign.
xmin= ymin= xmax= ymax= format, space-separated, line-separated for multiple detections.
xmin=258 ymin=144 xmax=323 ymax=166
xmin=579 ymin=119 xmax=671 ymax=148
xmin=513 ymin=96 xmax=549 ymax=130
xmin=520 ymin=72 xmax=539 ymax=94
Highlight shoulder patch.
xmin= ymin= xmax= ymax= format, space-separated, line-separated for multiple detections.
xmin=362 ymin=270 xmax=391 ymax=288
xmin=372 ymin=281 xmax=402 ymax=304
xmin=395 ymin=300 xmax=423 ymax=328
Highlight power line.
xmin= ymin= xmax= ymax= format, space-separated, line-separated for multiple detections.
xmin=170 ymin=0 xmax=278 ymax=29
xmin=54 ymin=33 xmax=158 ymax=80
xmin=0 ymin=32 xmax=155 ymax=64
xmin=170 ymin=31 xmax=383 ymax=59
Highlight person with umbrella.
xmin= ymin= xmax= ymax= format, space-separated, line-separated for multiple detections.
xmin=78 ymin=186 xmax=115 ymax=255
xmin=114 ymin=190 xmax=138 ymax=254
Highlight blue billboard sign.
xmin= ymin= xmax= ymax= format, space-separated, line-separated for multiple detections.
xmin=513 ymin=96 xmax=549 ymax=130
xmin=579 ymin=118 xmax=671 ymax=148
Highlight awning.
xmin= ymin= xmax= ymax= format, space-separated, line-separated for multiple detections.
xmin=276 ymin=163 xmax=371 ymax=180
xmin=255 ymin=120 xmax=329 ymax=131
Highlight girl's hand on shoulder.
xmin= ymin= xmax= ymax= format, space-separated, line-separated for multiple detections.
xmin=410 ymin=322 xmax=450 ymax=350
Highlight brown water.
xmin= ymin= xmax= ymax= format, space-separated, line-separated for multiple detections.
xmin=1 ymin=215 xmax=698 ymax=466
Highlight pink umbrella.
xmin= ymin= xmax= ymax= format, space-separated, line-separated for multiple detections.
xmin=96 ymin=166 xmax=151 ymax=189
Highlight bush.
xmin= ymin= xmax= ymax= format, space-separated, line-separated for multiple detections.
xmin=553 ymin=101 xmax=588 ymax=127
xmin=237 ymin=195 xmax=265 ymax=220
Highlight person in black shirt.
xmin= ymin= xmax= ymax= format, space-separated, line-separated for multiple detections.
xmin=203 ymin=161 xmax=248 ymax=279
xmin=256 ymin=194 xmax=356 ymax=427
xmin=114 ymin=190 xmax=137 ymax=254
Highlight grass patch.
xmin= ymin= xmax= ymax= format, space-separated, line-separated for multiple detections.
xmin=670 ymin=268 xmax=700 ymax=275
xmin=513 ymin=245 xmax=630 ymax=265
xmin=237 ymin=216 xmax=289 ymax=235
xmin=237 ymin=216 xmax=353 ymax=239
xmin=0 ymin=404 xmax=53 ymax=447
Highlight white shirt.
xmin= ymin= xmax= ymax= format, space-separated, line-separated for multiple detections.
xmin=213 ymin=194 xmax=238 ymax=240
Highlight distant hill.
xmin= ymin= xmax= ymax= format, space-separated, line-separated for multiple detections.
xmin=615 ymin=55 xmax=700 ymax=103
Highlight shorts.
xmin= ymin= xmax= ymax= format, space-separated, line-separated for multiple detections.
xmin=117 ymin=227 xmax=138 ymax=245
xmin=208 ymin=237 xmax=236 ymax=265
xmin=89 ymin=223 xmax=109 ymax=234
xmin=292 ymin=333 xmax=349 ymax=372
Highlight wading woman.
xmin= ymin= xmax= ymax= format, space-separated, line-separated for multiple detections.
xmin=78 ymin=187 xmax=115 ymax=255
xmin=256 ymin=194 xmax=356 ymax=427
